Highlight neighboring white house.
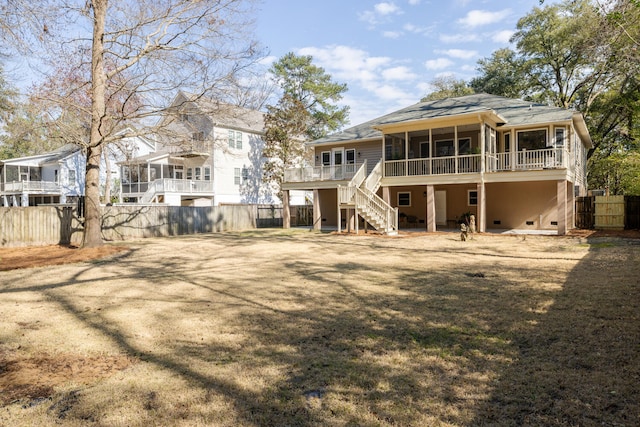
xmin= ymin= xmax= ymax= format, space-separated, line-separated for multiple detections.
xmin=0 ymin=144 xmax=85 ymax=207
xmin=0 ymin=133 xmax=156 ymax=207
xmin=119 ymin=91 xmax=305 ymax=206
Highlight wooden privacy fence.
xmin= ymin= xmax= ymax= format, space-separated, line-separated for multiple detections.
xmin=0 ymin=204 xmax=258 ymax=247
xmin=575 ymin=195 xmax=639 ymax=230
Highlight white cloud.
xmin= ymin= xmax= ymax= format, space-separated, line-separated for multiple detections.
xmin=383 ymin=31 xmax=402 ymax=39
xmin=382 ymin=66 xmax=418 ymax=81
xmin=457 ymin=9 xmax=511 ymax=28
xmin=424 ymin=58 xmax=454 ymax=70
xmin=297 ymin=45 xmax=392 ymax=86
xmin=403 ymin=22 xmax=435 ymax=36
xmin=359 ymin=2 xmax=403 ymax=26
xmin=492 ymin=29 xmax=514 ymax=44
xmin=435 ymin=49 xmax=478 ymax=60
xmin=439 ymin=33 xmax=480 ymax=44
xmin=375 ymin=2 xmax=401 ymax=15
xmin=408 ymin=0 xmax=421 ymax=5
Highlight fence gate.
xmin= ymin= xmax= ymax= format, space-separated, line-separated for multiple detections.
xmin=594 ymin=195 xmax=625 ymax=230
xmin=575 ymin=196 xmax=595 ymax=229
xmin=291 ymin=205 xmax=313 ymax=226
xmin=256 ymin=205 xmax=283 ymax=228
xmin=626 ymin=196 xmax=640 ymax=230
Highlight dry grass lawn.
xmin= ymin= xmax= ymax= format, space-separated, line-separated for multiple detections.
xmin=0 ymin=229 xmax=639 ymax=426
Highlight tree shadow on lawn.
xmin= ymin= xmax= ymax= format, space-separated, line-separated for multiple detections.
xmin=6 ymin=232 xmax=639 ymax=426
xmin=470 ymin=238 xmax=640 ymax=426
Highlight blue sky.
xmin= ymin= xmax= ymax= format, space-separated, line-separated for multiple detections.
xmin=254 ymin=0 xmax=554 ymax=126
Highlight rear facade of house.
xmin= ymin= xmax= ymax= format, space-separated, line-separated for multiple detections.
xmin=282 ymin=94 xmax=592 ymax=235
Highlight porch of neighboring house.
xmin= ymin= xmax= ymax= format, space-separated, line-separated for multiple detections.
xmin=0 ymin=164 xmax=66 ymax=207
xmin=120 ymin=149 xmax=214 ymax=206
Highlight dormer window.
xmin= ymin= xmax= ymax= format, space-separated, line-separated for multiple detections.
xmin=180 ymin=113 xmax=189 ymax=122
xmin=192 ymin=131 xmax=204 ymax=141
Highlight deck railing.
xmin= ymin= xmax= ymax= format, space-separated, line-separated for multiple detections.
xmin=284 ymin=162 xmax=363 ymax=183
xmin=1 ymin=181 xmax=61 ymax=193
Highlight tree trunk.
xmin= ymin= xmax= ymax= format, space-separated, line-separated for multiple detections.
xmin=103 ymin=146 xmax=111 ymax=204
xmin=83 ymin=0 xmax=108 ymax=248
xmin=282 ymin=189 xmax=290 ymax=229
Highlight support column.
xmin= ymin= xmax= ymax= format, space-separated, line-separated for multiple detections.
xmin=477 ymin=182 xmax=486 ymax=232
xmin=426 ymin=185 xmax=436 ymax=232
xmin=282 ymin=189 xmax=290 ymax=229
xmin=557 ymin=179 xmax=567 ymax=235
xmin=568 ymin=182 xmax=575 ymax=231
xmin=21 ymin=192 xmax=28 ymax=207
xmin=313 ymin=189 xmax=321 ymax=231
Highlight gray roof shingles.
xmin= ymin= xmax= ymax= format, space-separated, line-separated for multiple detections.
xmin=310 ymin=94 xmax=576 ymax=146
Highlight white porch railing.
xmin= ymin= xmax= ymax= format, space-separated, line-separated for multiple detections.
xmin=139 ymin=179 xmax=214 ymax=203
xmin=364 ymin=160 xmax=383 ymax=193
xmin=284 ymin=162 xmax=364 ymax=183
xmin=489 ymin=147 xmax=567 ymax=172
xmin=1 ymin=181 xmax=61 ymax=193
xmin=348 ymin=160 xmax=368 ymax=188
xmin=385 ymin=154 xmax=481 ymax=177
xmin=338 ymin=185 xmax=398 ymax=234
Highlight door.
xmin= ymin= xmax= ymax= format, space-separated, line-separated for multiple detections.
xmin=435 ymin=190 xmax=447 ymax=226
xmin=332 ymin=148 xmax=343 ymax=179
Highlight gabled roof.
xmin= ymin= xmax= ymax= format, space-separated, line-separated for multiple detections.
xmin=310 ymin=93 xmax=591 ymax=147
xmin=174 ymin=91 xmax=265 ymax=134
xmin=0 ymin=144 xmax=81 ymax=165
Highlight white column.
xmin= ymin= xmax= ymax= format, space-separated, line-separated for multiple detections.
xmin=426 ymin=185 xmax=436 ymax=232
xmin=477 ymin=181 xmax=486 ymax=233
xmin=557 ymin=179 xmax=567 ymax=235
xmin=313 ymin=189 xmax=321 ymax=230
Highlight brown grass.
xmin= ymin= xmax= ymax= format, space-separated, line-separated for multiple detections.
xmin=0 ymin=229 xmax=638 ymax=426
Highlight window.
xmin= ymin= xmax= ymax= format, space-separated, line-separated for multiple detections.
xmin=555 ymin=127 xmax=565 ymax=147
xmin=242 ymin=167 xmax=249 ymax=183
xmin=435 ymin=140 xmax=454 ymax=157
xmin=192 ymin=131 xmax=204 ymax=141
xmin=228 ymin=130 xmax=235 ymax=148
xmin=187 ymin=168 xmax=193 ymax=179
xmin=68 ymin=170 xmax=76 ymax=186
xmin=504 ymin=133 xmax=511 ymax=151
xmin=228 ymin=130 xmax=243 ymax=149
xmin=234 ymin=168 xmax=241 ymax=185
xmin=321 ymin=151 xmax=330 ymax=166
xmin=458 ymin=138 xmax=471 ymax=155
xmin=204 ymin=166 xmax=211 ymax=181
xmin=398 ymin=192 xmax=411 ymax=207
xmin=517 ymin=129 xmax=547 ymax=150
xmin=345 ymin=149 xmax=356 ymax=164
xmin=468 ymin=190 xmax=478 ymax=206
xmin=180 ymin=113 xmax=189 ymax=122
xmin=195 ymin=167 xmax=201 ymax=180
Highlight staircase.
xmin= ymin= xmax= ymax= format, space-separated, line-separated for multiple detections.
xmin=339 ymin=160 xmax=398 ymax=235
xmin=140 ymin=180 xmax=160 ymax=203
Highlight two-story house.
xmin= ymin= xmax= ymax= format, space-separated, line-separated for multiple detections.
xmin=119 ymin=92 xmax=286 ymax=206
xmin=282 ymin=94 xmax=592 ymax=235
xmin=0 ymin=133 xmax=155 ymax=207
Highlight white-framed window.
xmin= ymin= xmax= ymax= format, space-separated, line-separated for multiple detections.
xmin=398 ymin=192 xmax=411 ymax=207
xmin=234 ymin=168 xmax=241 ymax=185
xmin=321 ymin=151 xmax=330 ymax=166
xmin=204 ymin=166 xmax=210 ymax=181
xmin=242 ymin=167 xmax=249 ymax=183
xmin=517 ymin=129 xmax=548 ymax=150
xmin=195 ymin=167 xmax=201 ymax=180
xmin=187 ymin=168 xmax=193 ymax=179
xmin=458 ymin=137 xmax=471 ymax=155
xmin=468 ymin=190 xmax=478 ymax=206
xmin=554 ymin=127 xmax=565 ymax=147
xmin=345 ymin=149 xmax=356 ymax=164
xmin=228 ymin=130 xmax=243 ymax=149
xmin=192 ymin=131 xmax=204 ymax=141
xmin=435 ymin=139 xmax=454 ymax=157
xmin=68 ymin=170 xmax=76 ymax=186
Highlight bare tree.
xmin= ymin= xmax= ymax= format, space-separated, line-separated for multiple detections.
xmin=1 ymin=0 xmax=264 ymax=247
